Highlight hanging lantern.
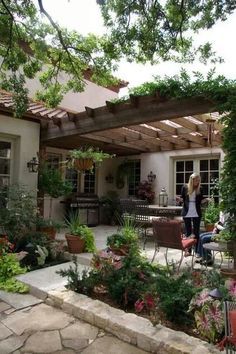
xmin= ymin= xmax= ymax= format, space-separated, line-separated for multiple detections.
xmin=205 ymin=114 xmax=216 ymax=148
xmin=159 ymin=187 xmax=168 ymax=207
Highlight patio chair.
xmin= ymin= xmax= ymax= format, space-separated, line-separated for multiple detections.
xmin=152 ymin=219 xmax=197 ymax=272
xmin=134 ymin=203 xmax=153 ymax=248
xmin=219 ymin=301 xmax=236 ymax=353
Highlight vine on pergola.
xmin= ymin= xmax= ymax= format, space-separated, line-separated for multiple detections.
xmin=0 ymin=0 xmax=236 ymax=117
xmin=125 ymin=70 xmax=236 ymax=239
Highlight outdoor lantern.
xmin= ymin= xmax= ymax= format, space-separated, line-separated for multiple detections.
xmin=209 ymin=288 xmax=222 ymax=299
xmin=159 ymin=187 xmax=168 ymax=207
xmin=147 ymin=171 xmax=156 ymax=183
xmin=27 ymin=157 xmax=39 ymax=173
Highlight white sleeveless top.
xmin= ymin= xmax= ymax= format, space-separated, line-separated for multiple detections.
xmin=185 ymin=191 xmax=199 ymax=217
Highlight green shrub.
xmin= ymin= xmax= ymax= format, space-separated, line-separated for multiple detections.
xmin=0 ymin=253 xmax=29 ymax=293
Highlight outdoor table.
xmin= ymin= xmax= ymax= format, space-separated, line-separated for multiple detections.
xmin=147 ymin=205 xmax=182 ymax=218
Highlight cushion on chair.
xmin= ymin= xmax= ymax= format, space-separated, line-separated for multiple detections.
xmin=182 ymin=238 xmax=197 ymax=249
xmin=229 ymin=310 xmax=236 ymax=339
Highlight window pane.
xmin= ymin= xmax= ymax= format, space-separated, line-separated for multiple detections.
xmin=200 ymin=160 xmax=208 ymax=171
xmin=176 ymin=173 xmax=184 ymax=184
xmin=210 ymin=171 xmax=219 ymax=181
xmin=0 ymin=159 xmax=10 ymax=174
xmin=0 ymin=142 xmax=11 ymax=158
xmin=210 ymin=159 xmax=219 ymax=170
xmin=201 ymin=184 xmax=208 ymax=196
xmin=128 ymin=160 xmax=140 ymax=196
xmin=185 ymin=173 xmax=192 ymax=183
xmin=0 ymin=176 xmax=9 ymax=187
xmin=176 ymin=185 xmax=182 ymax=195
xmin=200 ymin=171 xmax=208 ymax=183
xmin=84 ymin=169 xmax=96 ymax=194
xmin=176 ymin=161 xmax=184 ymax=172
xmin=65 ymin=169 xmax=78 ymax=193
xmin=185 ymin=161 xmax=193 ymax=171
xmin=46 ymin=153 xmax=61 ymax=170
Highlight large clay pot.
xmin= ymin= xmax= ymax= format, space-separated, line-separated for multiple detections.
xmin=73 ymin=158 xmax=93 ymax=171
xmin=205 ymin=224 xmax=215 ymax=232
xmin=65 ymin=233 xmax=85 ymax=253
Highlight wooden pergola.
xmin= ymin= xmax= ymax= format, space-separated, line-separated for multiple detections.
xmin=0 ymin=90 xmax=223 ymax=155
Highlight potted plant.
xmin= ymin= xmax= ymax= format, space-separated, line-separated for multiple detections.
xmin=136 ymin=180 xmax=155 ymax=204
xmin=106 ymin=218 xmax=139 ymax=255
xmin=65 ymin=211 xmax=96 ymax=253
xmin=67 ymin=147 xmax=114 ymax=172
xmin=38 ymin=165 xmax=72 ymax=238
xmin=203 ymin=200 xmax=220 ymax=232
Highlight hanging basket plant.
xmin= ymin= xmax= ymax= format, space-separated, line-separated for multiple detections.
xmin=67 ymin=147 xmax=115 ymax=172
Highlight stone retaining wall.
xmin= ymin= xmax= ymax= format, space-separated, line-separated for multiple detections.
xmin=45 ymin=288 xmax=221 ymax=354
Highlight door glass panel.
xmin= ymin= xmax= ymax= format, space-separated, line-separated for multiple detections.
xmin=0 ymin=160 xmax=10 ymax=174
xmin=0 ymin=142 xmax=11 ymax=158
xmin=176 ymin=161 xmax=184 ymax=172
xmin=210 ymin=159 xmax=219 ymax=170
xmin=200 ymin=160 xmax=208 ymax=171
xmin=185 ymin=161 xmax=193 ymax=171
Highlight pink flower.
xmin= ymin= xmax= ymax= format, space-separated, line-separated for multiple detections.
xmin=145 ymin=294 xmax=155 ymax=309
xmin=135 ymin=299 xmax=145 ymax=313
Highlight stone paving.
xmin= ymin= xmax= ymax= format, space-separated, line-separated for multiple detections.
xmin=0 ymin=298 xmax=149 ymax=354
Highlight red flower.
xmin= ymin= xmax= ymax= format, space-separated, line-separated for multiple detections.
xmin=145 ymin=294 xmax=155 ymax=310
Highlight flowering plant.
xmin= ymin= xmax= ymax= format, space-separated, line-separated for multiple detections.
xmin=189 ymin=289 xmax=224 ymax=343
xmin=136 ymin=180 xmax=155 ymax=204
xmin=0 ymin=236 xmax=14 ymax=255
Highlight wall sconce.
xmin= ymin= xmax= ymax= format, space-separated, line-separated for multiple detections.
xmin=105 ymin=173 xmax=114 ymax=183
xmin=27 ymin=157 xmax=39 ymax=173
xmin=147 ymin=171 xmax=156 ymax=183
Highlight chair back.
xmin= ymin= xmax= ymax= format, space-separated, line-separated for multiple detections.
xmin=152 ymin=219 xmax=183 ymax=250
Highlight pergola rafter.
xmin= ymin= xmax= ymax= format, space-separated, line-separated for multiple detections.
xmin=0 ymin=90 xmax=222 ymax=155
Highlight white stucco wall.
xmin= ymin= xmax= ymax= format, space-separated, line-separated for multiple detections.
xmin=26 ymin=72 xmax=118 ymax=113
xmin=0 ymin=114 xmax=40 ymax=192
xmin=140 ymin=147 xmax=224 ymax=204
xmin=43 ymin=146 xmax=224 ymax=221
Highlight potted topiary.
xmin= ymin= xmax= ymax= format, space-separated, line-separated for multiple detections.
xmin=67 ymin=147 xmax=114 ymax=172
xmin=203 ymin=200 xmax=220 ymax=232
xmin=65 ymin=211 xmax=96 ymax=254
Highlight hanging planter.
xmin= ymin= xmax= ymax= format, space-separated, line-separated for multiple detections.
xmin=67 ymin=147 xmax=115 ymax=172
xmin=73 ymin=158 xmax=94 ymax=171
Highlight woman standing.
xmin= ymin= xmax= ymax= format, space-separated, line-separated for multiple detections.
xmin=181 ymin=173 xmax=206 ymax=256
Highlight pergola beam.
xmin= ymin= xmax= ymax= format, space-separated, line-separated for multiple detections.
xmin=41 ymin=96 xmax=216 ymax=142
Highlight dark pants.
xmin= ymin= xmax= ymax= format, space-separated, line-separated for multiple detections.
xmin=197 ymin=232 xmax=213 ymax=260
xmin=183 ymin=217 xmax=201 ymax=252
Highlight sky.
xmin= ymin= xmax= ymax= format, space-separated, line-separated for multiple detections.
xmin=40 ymin=0 xmax=236 ymax=96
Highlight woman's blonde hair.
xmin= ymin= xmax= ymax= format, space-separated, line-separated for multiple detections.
xmin=187 ymin=173 xmax=201 ymax=195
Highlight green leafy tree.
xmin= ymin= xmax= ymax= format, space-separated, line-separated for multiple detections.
xmin=0 ymin=0 xmax=236 ymax=116
xmin=98 ymin=0 xmax=236 ymax=64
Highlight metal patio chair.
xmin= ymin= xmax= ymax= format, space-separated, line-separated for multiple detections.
xmin=152 ymin=219 xmax=197 ymax=272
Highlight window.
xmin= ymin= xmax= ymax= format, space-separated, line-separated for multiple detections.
xmin=0 ymin=141 xmax=11 ymax=187
xmin=128 ymin=160 xmax=141 ymax=196
xmin=175 ymin=157 xmax=220 ymax=198
xmin=46 ymin=153 xmax=61 ymax=170
xmin=65 ymin=168 xmax=78 ymax=193
xmin=84 ymin=167 xmax=96 ymax=194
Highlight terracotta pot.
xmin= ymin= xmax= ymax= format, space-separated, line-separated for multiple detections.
xmin=73 ymin=158 xmax=93 ymax=171
xmin=65 ymin=233 xmax=85 ymax=253
xmin=205 ymin=224 xmax=215 ymax=232
xmin=220 ymin=268 xmax=236 ymax=280
xmin=39 ymin=226 xmax=56 ymax=240
xmin=109 ymin=244 xmax=129 ymax=256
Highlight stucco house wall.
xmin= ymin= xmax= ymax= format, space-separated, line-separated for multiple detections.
xmin=0 ymin=114 xmax=40 ymax=193
xmin=26 ymin=72 xmax=118 ymax=112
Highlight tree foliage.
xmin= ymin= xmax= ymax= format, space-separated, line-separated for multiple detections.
xmin=0 ymin=0 xmax=119 ymax=114
xmin=0 ymin=0 xmax=235 ymax=115
xmin=98 ymin=0 xmax=236 ymax=64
